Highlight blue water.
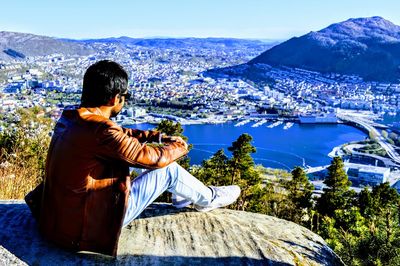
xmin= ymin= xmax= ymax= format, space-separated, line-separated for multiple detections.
xmin=381 ymin=113 xmax=400 ymax=125
xmin=129 ymin=122 xmax=366 ymax=170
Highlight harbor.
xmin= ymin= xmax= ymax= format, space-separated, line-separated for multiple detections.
xmin=130 ymin=120 xmax=367 ymax=170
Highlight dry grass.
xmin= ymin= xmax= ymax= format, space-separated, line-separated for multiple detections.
xmin=0 ymin=156 xmax=43 ymax=199
xmin=0 ymin=107 xmax=52 ymax=200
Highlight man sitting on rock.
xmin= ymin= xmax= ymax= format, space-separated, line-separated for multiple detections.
xmin=35 ymin=60 xmax=240 ymax=256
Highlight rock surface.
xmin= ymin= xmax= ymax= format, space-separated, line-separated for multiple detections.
xmin=0 ymin=201 xmax=343 ymax=265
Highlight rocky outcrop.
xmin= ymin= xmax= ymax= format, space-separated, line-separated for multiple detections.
xmin=0 ymin=201 xmax=343 ymax=265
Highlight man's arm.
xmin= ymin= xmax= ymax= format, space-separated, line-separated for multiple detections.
xmin=160 ymin=135 xmax=188 ymax=150
xmin=97 ymin=122 xmax=188 ymax=169
xmin=121 ymin=127 xmax=162 ymax=143
xmin=122 ymin=127 xmax=189 ymax=149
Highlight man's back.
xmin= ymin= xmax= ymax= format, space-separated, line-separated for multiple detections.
xmin=40 ymin=108 xmax=129 ymax=256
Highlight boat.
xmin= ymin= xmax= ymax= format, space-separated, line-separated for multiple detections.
xmin=298 ymin=113 xmax=338 ymax=124
xmin=234 ymin=119 xmax=251 ymax=127
xmin=283 ymin=122 xmax=294 ymax=130
xmin=251 ymin=119 xmax=268 ymax=128
xmin=267 ymin=120 xmax=283 ymax=128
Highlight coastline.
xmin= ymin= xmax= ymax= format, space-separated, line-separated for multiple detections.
xmin=118 ymin=110 xmax=393 ymax=169
xmin=127 ymin=121 xmax=366 ymax=170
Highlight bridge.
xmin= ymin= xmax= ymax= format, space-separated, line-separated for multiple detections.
xmin=337 ymin=112 xmax=400 ymax=165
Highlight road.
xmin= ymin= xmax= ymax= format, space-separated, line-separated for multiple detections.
xmin=337 ymin=112 xmax=400 ymax=165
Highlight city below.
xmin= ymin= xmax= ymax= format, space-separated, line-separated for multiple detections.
xmin=1 ymin=35 xmax=400 ymax=195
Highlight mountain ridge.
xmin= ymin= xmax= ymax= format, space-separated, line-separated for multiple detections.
xmin=0 ymin=31 xmax=94 ymax=61
xmin=249 ymin=16 xmax=400 ymax=82
xmin=0 ymin=30 xmax=276 ymax=61
xmin=70 ymin=36 xmax=277 ymax=50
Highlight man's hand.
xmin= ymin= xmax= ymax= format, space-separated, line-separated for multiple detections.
xmin=162 ymin=135 xmax=188 ymax=150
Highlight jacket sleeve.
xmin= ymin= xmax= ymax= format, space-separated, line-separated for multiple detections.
xmin=95 ymin=122 xmax=187 ymax=169
xmin=121 ymin=127 xmax=162 ymax=143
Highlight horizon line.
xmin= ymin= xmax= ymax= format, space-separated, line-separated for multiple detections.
xmin=0 ymin=29 xmax=288 ymax=42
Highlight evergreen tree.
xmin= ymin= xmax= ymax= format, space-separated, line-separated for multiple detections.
xmin=282 ymin=166 xmax=314 ymax=225
xmin=318 ymin=179 xmax=400 ymax=264
xmin=359 ymin=182 xmax=400 ymax=218
xmin=316 ymin=156 xmax=352 ymax=218
xmin=356 ymin=183 xmax=400 ymax=265
xmin=227 ymin=133 xmax=256 ymax=185
xmin=358 ymin=187 xmax=373 ymax=218
xmin=156 ymin=119 xmax=184 ymax=137
xmin=323 ymin=210 xmax=366 ymax=266
xmin=244 ymin=181 xmax=272 ymax=214
xmin=246 ymin=171 xmax=288 ymax=218
xmin=155 ymin=120 xmax=192 ymax=169
xmin=197 ymin=149 xmax=230 ymax=186
xmin=226 ymin=133 xmax=263 ymax=210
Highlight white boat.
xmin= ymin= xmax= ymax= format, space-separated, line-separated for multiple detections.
xmin=267 ymin=120 xmax=283 ymax=128
xmin=234 ymin=119 xmax=251 ymax=127
xmin=283 ymin=122 xmax=294 ymax=130
xmin=251 ymin=119 xmax=268 ymax=128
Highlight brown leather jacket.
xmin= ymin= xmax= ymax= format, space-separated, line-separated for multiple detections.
xmin=39 ymin=108 xmax=187 ymax=256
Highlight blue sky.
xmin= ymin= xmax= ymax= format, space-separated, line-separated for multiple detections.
xmin=2 ymin=0 xmax=400 ymax=40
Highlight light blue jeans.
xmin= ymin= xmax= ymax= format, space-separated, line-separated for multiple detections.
xmin=123 ymin=162 xmax=213 ymax=226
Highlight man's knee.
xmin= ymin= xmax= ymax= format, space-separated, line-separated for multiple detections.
xmin=167 ymin=161 xmax=180 ymax=169
xmin=159 ymin=161 xmax=180 ymax=174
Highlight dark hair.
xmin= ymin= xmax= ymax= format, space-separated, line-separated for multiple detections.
xmin=80 ymin=60 xmax=128 ymax=107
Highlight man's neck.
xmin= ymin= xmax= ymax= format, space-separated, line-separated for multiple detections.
xmin=87 ymin=106 xmax=113 ymax=119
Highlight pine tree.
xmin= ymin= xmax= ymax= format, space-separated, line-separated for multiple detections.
xmin=227 ymin=133 xmax=256 ymax=185
xmin=155 ymin=119 xmax=192 ymax=169
xmin=227 ymin=133 xmax=263 ymax=211
xmin=155 ymin=119 xmax=184 ymax=136
xmin=283 ymin=166 xmax=314 ymax=225
xmin=356 ymin=182 xmax=400 ymax=265
xmin=316 ymin=156 xmax=352 ymax=218
xmin=198 ymin=149 xmax=230 ymax=186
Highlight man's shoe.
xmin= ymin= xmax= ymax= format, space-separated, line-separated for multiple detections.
xmin=194 ymin=185 xmax=241 ymax=212
xmin=172 ymin=195 xmax=192 ymax=208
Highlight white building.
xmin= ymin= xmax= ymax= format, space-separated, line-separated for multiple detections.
xmin=345 ymin=162 xmax=390 ymax=186
xmin=132 ymin=108 xmax=147 ymax=117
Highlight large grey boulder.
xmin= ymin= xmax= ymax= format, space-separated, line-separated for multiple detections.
xmin=0 ymin=201 xmax=343 ymax=265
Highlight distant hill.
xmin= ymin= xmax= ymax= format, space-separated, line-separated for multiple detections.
xmin=249 ymin=16 xmax=400 ymax=82
xmin=76 ymin=36 xmax=277 ymax=50
xmin=0 ymin=31 xmax=276 ymax=61
xmin=0 ymin=31 xmax=93 ymax=61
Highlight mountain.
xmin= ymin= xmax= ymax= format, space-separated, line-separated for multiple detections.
xmin=0 ymin=31 xmax=275 ymax=61
xmin=249 ymin=16 xmax=400 ymax=82
xmin=76 ymin=36 xmax=276 ymax=50
xmin=0 ymin=201 xmax=343 ymax=265
xmin=0 ymin=31 xmax=93 ymax=61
